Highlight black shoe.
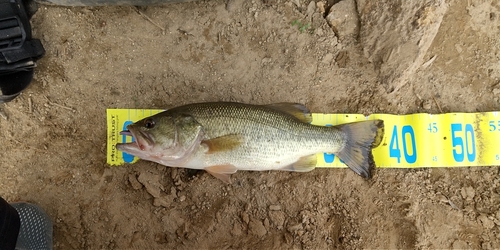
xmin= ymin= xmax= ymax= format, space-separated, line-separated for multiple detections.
xmin=0 ymin=0 xmax=45 ymax=103
xmin=10 ymin=202 xmax=53 ymax=250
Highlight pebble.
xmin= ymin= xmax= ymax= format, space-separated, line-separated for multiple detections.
xmin=249 ymin=218 xmax=267 ymax=237
xmin=287 ymin=223 xmax=303 ymax=233
xmin=264 ymin=218 xmax=270 ymax=228
xmin=242 ymin=212 xmax=250 ymax=224
xmin=306 ymin=1 xmax=316 ymax=17
xmin=269 ymin=204 xmax=282 ymax=211
xmin=325 ymin=0 xmax=359 ymax=42
xmin=461 ymin=186 xmax=475 ymax=201
xmin=226 ymin=0 xmax=244 ymax=13
xmin=137 ymin=171 xmax=163 ymax=198
xmin=452 ymin=240 xmax=469 ymax=249
xmin=231 ymin=223 xmax=242 ymax=236
xmin=128 ymin=174 xmax=143 ymax=190
xmin=422 ymin=100 xmax=432 ymax=110
xmin=321 ymin=53 xmax=334 ymax=64
xmin=478 ymin=214 xmax=495 ymax=229
xmin=269 ymin=211 xmax=285 ymax=229
xmin=291 ymin=0 xmax=301 ymax=8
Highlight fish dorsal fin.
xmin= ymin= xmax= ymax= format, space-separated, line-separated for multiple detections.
xmin=203 ymin=134 xmax=243 ymax=154
xmin=264 ymin=103 xmax=312 ymax=123
xmin=205 ymin=164 xmax=238 ymax=183
xmin=280 ymin=154 xmax=317 ymax=172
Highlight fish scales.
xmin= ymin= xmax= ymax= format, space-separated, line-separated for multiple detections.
xmin=168 ymin=103 xmax=347 ymax=170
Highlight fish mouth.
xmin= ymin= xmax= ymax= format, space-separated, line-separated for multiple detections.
xmin=117 ymin=128 xmax=154 ymax=152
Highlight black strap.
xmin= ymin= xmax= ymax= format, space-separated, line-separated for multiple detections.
xmin=1 ymin=39 xmax=44 ymax=68
xmin=0 ymin=0 xmax=45 ymax=103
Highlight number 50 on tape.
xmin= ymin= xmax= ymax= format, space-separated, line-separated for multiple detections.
xmin=313 ymin=112 xmax=500 ymax=168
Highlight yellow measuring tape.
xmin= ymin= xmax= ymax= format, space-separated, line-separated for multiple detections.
xmin=106 ymin=109 xmax=500 ymax=168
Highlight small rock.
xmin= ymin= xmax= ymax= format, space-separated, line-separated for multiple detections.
xmin=287 ymin=223 xmax=303 ymax=233
xmin=482 ymin=242 xmax=492 ymax=249
xmin=242 ymin=212 xmax=250 ymax=224
xmin=261 ymin=57 xmax=272 ymax=65
xmin=478 ymin=214 xmax=495 ymax=229
xmin=321 ymin=53 xmax=334 ymax=64
xmin=264 ymin=218 xmax=270 ymax=228
xmin=249 ymin=218 xmax=267 ymax=237
xmin=314 ymin=27 xmax=324 ymax=36
xmin=326 ymin=0 xmax=359 ymax=43
xmin=461 ymin=186 xmax=475 ymax=201
xmin=452 ymin=240 xmax=469 ymax=249
xmin=306 ymin=1 xmax=316 ymax=17
xmin=336 ymin=51 xmax=349 ymax=68
xmin=170 ymin=168 xmax=178 ymax=180
xmin=231 ymin=223 xmax=242 ymax=236
xmin=269 ymin=211 xmax=286 ymax=229
xmin=128 ymin=174 xmax=143 ymax=190
xmin=269 ymin=205 xmax=282 ymax=211
xmin=226 ymin=0 xmax=244 ymax=13
xmin=186 ymin=232 xmax=197 ymax=240
xmin=291 ymin=0 xmax=301 ymax=8
xmin=137 ymin=171 xmax=163 ymax=198
xmin=422 ymin=100 xmax=432 ymax=110
xmin=153 ymin=196 xmax=172 ymax=207
xmin=316 ymin=1 xmax=326 ymax=14
xmin=493 ymin=88 xmax=500 ymax=96
xmin=284 ymin=232 xmax=293 ymax=244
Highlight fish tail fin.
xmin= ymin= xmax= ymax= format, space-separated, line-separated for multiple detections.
xmin=335 ymin=119 xmax=384 ymax=179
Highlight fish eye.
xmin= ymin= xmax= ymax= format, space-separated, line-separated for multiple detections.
xmin=144 ymin=118 xmax=155 ymax=129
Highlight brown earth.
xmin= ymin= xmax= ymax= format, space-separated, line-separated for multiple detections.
xmin=1 ymin=0 xmax=499 ymax=249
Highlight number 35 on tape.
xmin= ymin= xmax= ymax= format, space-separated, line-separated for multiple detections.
xmin=312 ymin=112 xmax=500 ymax=168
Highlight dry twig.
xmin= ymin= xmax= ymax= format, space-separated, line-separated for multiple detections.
xmin=0 ymin=107 xmax=7 ymax=120
xmin=28 ymin=96 xmax=33 ymax=114
xmin=432 ymin=95 xmax=443 ymax=113
xmin=44 ymin=96 xmax=75 ymax=112
xmin=133 ymin=7 xmax=165 ymax=32
xmin=421 ymin=55 xmax=437 ymax=69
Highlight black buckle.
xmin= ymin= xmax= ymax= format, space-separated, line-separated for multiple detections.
xmin=0 ymin=16 xmax=26 ymax=52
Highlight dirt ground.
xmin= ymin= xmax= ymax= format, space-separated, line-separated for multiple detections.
xmin=1 ymin=0 xmax=499 ymax=249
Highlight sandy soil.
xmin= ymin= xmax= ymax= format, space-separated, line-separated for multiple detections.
xmin=1 ymin=0 xmax=499 ymax=249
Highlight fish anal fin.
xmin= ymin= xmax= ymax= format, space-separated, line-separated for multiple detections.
xmin=205 ymin=164 xmax=238 ymax=184
xmin=335 ymin=119 xmax=385 ymax=179
xmin=265 ymin=103 xmax=312 ymax=123
xmin=203 ymin=134 xmax=243 ymax=154
xmin=281 ymin=154 xmax=317 ymax=172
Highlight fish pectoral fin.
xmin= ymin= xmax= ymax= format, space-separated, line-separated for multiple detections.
xmin=281 ymin=155 xmax=317 ymax=172
xmin=264 ymin=103 xmax=312 ymax=123
xmin=203 ymin=134 xmax=243 ymax=154
xmin=205 ymin=165 xmax=238 ymax=184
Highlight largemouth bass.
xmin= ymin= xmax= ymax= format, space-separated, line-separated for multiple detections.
xmin=117 ymin=102 xmax=384 ymax=183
